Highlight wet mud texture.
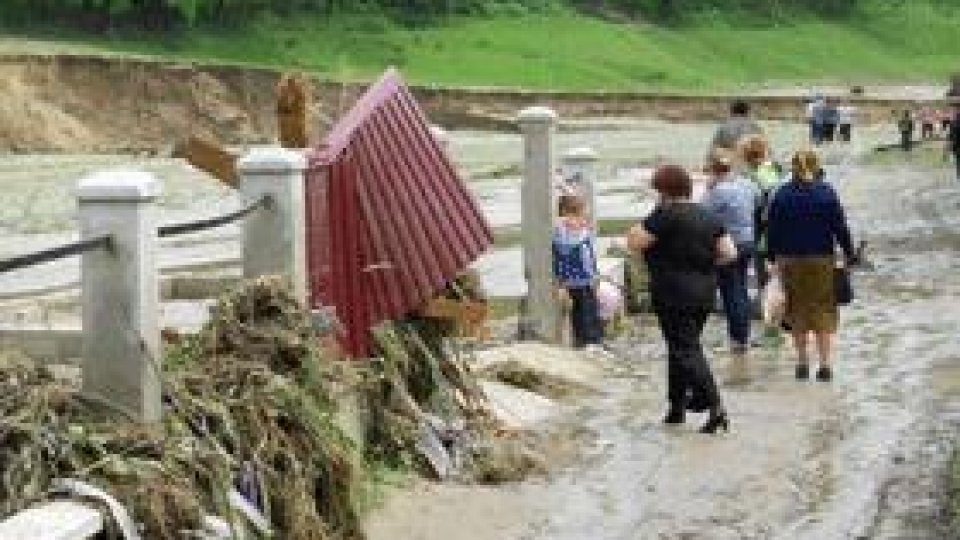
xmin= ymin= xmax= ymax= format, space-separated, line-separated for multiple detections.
xmin=366 ymin=148 xmax=960 ymax=539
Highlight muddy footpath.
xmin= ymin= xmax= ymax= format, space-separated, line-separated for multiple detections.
xmin=366 ymin=148 xmax=960 ymax=538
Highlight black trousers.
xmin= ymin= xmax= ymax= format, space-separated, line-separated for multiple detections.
xmin=569 ymin=285 xmax=603 ymax=348
xmin=655 ymin=307 xmax=721 ymax=411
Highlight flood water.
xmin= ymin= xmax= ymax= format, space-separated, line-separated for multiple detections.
xmin=2 ymin=120 xmax=959 ymax=539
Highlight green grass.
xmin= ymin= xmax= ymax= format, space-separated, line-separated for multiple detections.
xmin=6 ymin=3 xmax=960 ymax=91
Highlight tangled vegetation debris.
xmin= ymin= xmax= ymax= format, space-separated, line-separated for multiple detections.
xmin=0 ymin=275 xmax=556 ymax=538
xmin=1 ymin=276 xmax=364 ymax=539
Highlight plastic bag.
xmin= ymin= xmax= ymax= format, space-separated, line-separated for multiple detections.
xmin=596 ymin=280 xmax=624 ymax=321
xmin=762 ymin=276 xmax=786 ymax=326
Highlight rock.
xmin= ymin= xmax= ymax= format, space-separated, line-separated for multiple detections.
xmin=480 ymin=380 xmax=560 ymax=430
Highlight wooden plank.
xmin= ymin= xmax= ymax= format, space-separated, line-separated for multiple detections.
xmin=0 ymin=501 xmax=103 ymax=540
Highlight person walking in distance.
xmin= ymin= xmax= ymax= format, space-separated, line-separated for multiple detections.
xmin=767 ymin=150 xmax=857 ymax=382
xmin=710 ymin=99 xmax=764 ymax=153
xmin=628 ymin=165 xmax=737 ymax=434
xmin=898 ymin=109 xmax=916 ymax=151
xmin=702 ymin=149 xmax=759 ymax=357
xmin=552 ymin=194 xmax=603 ymax=349
xmin=948 ymin=103 xmax=960 ymax=181
xmin=837 ymin=104 xmax=855 ymax=143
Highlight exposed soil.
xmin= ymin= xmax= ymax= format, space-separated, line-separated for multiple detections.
xmin=0 ymin=54 xmax=948 ymax=154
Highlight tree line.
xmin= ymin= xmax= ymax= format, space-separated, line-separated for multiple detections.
xmin=0 ymin=0 xmax=905 ymax=31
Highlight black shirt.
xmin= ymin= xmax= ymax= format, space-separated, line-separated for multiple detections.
xmin=643 ymin=202 xmax=725 ymax=311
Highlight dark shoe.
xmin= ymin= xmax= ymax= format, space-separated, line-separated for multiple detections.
xmin=795 ymin=363 xmax=810 ymax=380
xmin=686 ymin=393 xmax=711 ymax=413
xmin=700 ymin=410 xmax=730 ymax=434
xmin=663 ymin=407 xmax=685 ymax=425
xmin=816 ymin=366 xmax=833 ymax=382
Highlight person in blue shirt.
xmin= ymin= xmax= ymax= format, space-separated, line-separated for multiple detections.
xmin=702 ymin=148 xmax=759 ymax=355
xmin=552 ymin=194 xmax=602 ymax=348
xmin=767 ymin=149 xmax=856 ymax=382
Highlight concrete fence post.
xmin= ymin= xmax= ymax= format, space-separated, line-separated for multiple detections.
xmin=78 ymin=171 xmax=162 ymax=423
xmin=562 ymin=146 xmax=599 ymax=232
xmin=518 ymin=106 xmax=562 ymax=343
xmin=238 ymin=147 xmax=308 ymax=301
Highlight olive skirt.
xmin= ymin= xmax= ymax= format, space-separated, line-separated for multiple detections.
xmin=779 ymin=256 xmax=837 ymax=333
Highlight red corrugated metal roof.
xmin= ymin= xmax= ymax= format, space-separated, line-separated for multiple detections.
xmin=305 ymin=69 xmax=494 ymax=357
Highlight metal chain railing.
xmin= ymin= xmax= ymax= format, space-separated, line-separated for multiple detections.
xmin=158 ymin=195 xmax=270 ymax=238
xmin=0 ymin=235 xmax=112 ymax=274
xmin=0 ymin=195 xmax=270 ymax=277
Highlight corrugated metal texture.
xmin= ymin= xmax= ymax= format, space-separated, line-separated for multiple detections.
xmin=305 ymin=69 xmax=494 ymax=357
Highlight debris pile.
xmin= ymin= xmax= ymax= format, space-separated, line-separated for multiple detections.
xmin=0 ymin=276 xmax=364 ymax=539
xmin=0 ymin=276 xmax=565 ymax=538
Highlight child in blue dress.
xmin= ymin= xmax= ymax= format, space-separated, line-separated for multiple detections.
xmin=552 ymin=194 xmax=603 ymax=348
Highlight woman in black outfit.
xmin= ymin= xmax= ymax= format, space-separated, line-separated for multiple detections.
xmin=628 ymin=165 xmax=737 ymax=434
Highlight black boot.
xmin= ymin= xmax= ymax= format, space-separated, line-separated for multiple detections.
xmin=663 ymin=403 xmax=685 ymax=425
xmin=700 ymin=408 xmax=730 ymax=434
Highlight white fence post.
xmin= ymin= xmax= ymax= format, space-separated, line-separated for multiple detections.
xmin=518 ymin=106 xmax=562 ymax=343
xmin=78 ymin=171 xmax=161 ymax=423
xmin=562 ymin=146 xmax=599 ymax=232
xmin=238 ymin=147 xmax=308 ymax=301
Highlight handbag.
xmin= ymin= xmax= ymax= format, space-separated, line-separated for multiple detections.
xmin=834 ymin=266 xmax=854 ymax=306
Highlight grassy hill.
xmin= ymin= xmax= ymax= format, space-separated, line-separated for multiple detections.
xmin=6 ymin=3 xmax=960 ymax=91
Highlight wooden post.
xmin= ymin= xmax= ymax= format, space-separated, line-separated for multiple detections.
xmin=562 ymin=146 xmax=599 ymax=232
xmin=518 ymin=106 xmax=561 ymax=343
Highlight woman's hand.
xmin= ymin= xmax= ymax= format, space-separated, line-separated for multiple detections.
xmin=714 ymin=233 xmax=737 ymax=265
xmin=627 ymin=224 xmax=656 ymax=254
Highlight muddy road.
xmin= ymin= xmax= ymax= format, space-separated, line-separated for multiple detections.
xmin=366 ymin=145 xmax=960 ymax=538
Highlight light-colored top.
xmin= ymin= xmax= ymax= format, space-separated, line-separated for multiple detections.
xmin=701 ymin=174 xmax=759 ymax=246
xmin=837 ymin=105 xmax=855 ymax=126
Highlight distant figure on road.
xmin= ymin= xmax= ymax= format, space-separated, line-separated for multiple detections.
xmin=808 ymin=94 xmax=827 ymax=145
xmin=767 ymin=150 xmax=857 ymax=383
xmin=821 ymin=99 xmax=838 ymax=143
xmin=920 ymin=107 xmax=937 ymax=140
xmin=552 ymin=194 xmax=603 ymax=349
xmin=898 ymin=109 xmax=915 ymax=151
xmin=836 ymin=104 xmax=855 ymax=143
xmin=702 ymin=149 xmax=759 ymax=357
xmin=710 ymin=99 xmax=763 ymax=153
xmin=628 ymin=165 xmax=736 ymax=434
xmin=948 ymin=104 xmax=960 ymax=180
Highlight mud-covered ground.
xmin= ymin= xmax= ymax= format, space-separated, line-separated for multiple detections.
xmin=1 ymin=119 xmax=957 ymax=538
xmin=366 ymin=142 xmax=960 ymax=538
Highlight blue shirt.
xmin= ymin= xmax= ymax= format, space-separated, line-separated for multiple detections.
xmin=552 ymin=220 xmax=597 ymax=288
xmin=701 ymin=175 xmax=758 ymax=246
xmin=767 ymin=180 xmax=854 ymax=261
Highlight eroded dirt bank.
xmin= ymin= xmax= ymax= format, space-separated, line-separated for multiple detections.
xmin=365 ymin=150 xmax=960 ymax=538
xmin=0 ymin=53 xmax=946 ymax=154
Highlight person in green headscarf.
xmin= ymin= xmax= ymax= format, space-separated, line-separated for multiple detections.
xmin=738 ymin=134 xmax=783 ymax=305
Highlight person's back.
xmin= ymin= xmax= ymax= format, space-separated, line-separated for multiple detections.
xmin=702 ymin=176 xmax=757 ymax=247
xmin=710 ymin=100 xmax=763 ymax=152
xmin=767 ymin=180 xmax=853 ymax=259
xmin=644 ymin=202 xmax=722 ymax=311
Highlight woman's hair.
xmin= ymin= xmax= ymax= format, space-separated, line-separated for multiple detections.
xmin=651 ymin=164 xmax=693 ymax=199
xmin=558 ymin=194 xmax=586 ymax=216
xmin=739 ymin=134 xmax=769 ymax=166
xmin=791 ymin=149 xmax=822 ymax=182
